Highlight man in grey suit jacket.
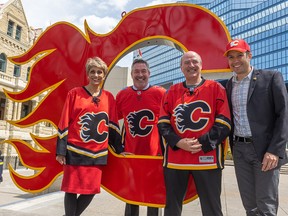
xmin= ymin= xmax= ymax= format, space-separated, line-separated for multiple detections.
xmin=224 ymin=39 xmax=288 ymax=216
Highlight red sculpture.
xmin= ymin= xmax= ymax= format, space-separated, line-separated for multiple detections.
xmin=2 ymin=3 xmax=230 ymax=206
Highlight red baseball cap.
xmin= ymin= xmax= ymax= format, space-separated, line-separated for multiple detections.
xmin=224 ymin=39 xmax=251 ymax=56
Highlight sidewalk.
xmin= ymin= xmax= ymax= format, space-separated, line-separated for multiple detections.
xmin=0 ymin=164 xmax=287 ymax=216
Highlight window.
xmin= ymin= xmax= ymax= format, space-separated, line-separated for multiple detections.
xmin=0 ymin=53 xmax=7 ymax=72
xmin=21 ymin=102 xmax=31 ymax=118
xmin=0 ymin=98 xmax=6 ymax=120
xmin=13 ymin=65 xmax=21 ymax=77
xmin=15 ymin=25 xmax=22 ymax=41
xmin=44 ymin=122 xmax=52 ymax=127
xmin=21 ymin=101 xmax=33 ymax=118
xmin=26 ymin=67 xmax=31 ymax=81
xmin=7 ymin=20 xmax=14 ymax=37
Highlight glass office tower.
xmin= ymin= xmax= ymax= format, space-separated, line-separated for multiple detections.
xmin=137 ymin=0 xmax=288 ymax=86
xmin=218 ymin=0 xmax=288 ymax=80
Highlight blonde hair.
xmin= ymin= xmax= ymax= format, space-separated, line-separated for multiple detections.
xmin=85 ymin=57 xmax=108 ymax=76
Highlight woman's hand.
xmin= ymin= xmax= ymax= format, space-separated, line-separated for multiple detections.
xmin=56 ymin=155 xmax=66 ymax=165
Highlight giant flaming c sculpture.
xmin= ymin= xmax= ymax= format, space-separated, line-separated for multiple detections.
xmin=2 ymin=3 xmax=230 ymax=206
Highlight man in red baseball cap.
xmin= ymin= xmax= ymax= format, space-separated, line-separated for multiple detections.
xmin=223 ymin=39 xmax=251 ymax=56
xmin=224 ymin=38 xmax=288 ymax=216
xmin=224 ymin=39 xmax=252 ymax=80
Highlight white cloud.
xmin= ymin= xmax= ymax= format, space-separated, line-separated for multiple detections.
xmin=0 ymin=0 xmax=176 ymax=67
xmin=117 ymin=53 xmax=133 ymax=68
xmin=80 ymin=15 xmax=118 ymax=34
xmin=97 ymin=0 xmax=132 ymax=11
xmin=81 ymin=0 xmax=96 ymax=4
xmin=146 ymin=0 xmax=176 ymax=6
xmin=20 ymin=0 xmax=84 ymax=28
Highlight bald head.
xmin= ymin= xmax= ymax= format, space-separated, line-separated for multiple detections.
xmin=180 ymin=51 xmax=203 ymax=85
xmin=181 ymin=51 xmax=202 ymax=66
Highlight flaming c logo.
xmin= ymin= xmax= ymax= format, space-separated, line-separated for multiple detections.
xmin=1 ymin=4 xmax=231 ymax=206
xmin=79 ymin=112 xmax=109 ymax=143
xmin=127 ymin=109 xmax=154 ymax=137
xmin=174 ymin=101 xmax=211 ymax=133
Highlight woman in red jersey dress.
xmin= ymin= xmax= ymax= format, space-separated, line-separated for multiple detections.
xmin=56 ymin=57 xmax=123 ymax=216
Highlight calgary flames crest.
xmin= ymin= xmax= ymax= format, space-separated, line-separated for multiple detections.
xmin=1 ymin=3 xmax=230 ymax=206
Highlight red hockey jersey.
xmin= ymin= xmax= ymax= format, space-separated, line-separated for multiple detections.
xmin=158 ymin=79 xmax=231 ymax=170
xmin=56 ymin=87 xmax=122 ymax=165
xmin=116 ymin=85 xmax=166 ymax=155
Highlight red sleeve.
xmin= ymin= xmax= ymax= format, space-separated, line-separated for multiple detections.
xmin=115 ymin=91 xmax=123 ymax=121
xmin=108 ymin=93 xmax=124 ymax=154
xmin=56 ymin=90 xmax=74 ymax=156
xmin=198 ymin=82 xmax=231 ymax=153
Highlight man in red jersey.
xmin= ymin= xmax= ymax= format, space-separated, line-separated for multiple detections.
xmin=116 ymin=58 xmax=166 ymax=216
xmin=158 ymin=51 xmax=231 ymax=216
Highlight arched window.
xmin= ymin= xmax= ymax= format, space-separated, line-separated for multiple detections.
xmin=0 ymin=53 xmax=7 ymax=73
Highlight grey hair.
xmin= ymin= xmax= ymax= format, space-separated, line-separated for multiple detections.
xmin=131 ymin=58 xmax=150 ymax=71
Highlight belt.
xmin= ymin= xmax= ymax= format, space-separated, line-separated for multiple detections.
xmin=234 ymin=135 xmax=253 ymax=143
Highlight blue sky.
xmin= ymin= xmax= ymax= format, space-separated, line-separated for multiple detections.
xmin=0 ymin=0 xmax=177 ymax=67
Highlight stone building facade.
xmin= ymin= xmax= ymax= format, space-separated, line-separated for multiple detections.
xmin=0 ymin=0 xmax=53 ymax=169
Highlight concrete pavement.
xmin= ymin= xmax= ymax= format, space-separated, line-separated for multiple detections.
xmin=0 ymin=163 xmax=287 ymax=216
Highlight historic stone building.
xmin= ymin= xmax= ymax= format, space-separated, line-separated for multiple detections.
xmin=0 ymin=0 xmax=52 ymax=168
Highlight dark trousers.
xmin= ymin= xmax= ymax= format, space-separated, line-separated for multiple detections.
xmin=233 ymin=142 xmax=280 ymax=216
xmin=125 ymin=203 xmax=159 ymax=216
xmin=164 ymin=167 xmax=223 ymax=216
xmin=64 ymin=192 xmax=95 ymax=216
